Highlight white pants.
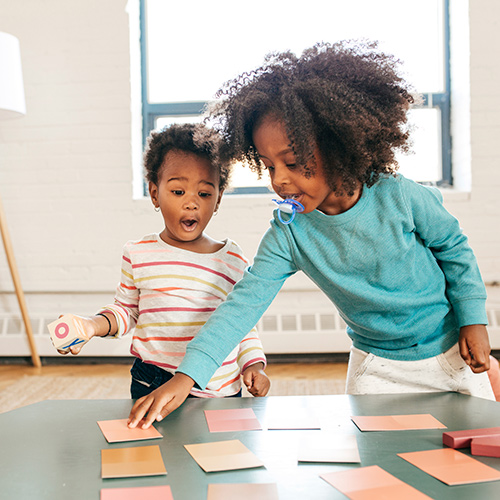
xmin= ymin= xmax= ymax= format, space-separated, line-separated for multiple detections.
xmin=346 ymin=343 xmax=495 ymax=401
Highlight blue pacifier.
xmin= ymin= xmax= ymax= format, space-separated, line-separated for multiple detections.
xmin=272 ymin=198 xmax=305 ymax=224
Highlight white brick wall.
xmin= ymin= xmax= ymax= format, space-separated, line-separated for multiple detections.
xmin=0 ymin=0 xmax=499 ymax=356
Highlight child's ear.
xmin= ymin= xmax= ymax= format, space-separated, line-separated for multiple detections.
xmin=148 ymin=181 xmax=159 ymax=208
xmin=215 ymin=189 xmax=224 ymax=213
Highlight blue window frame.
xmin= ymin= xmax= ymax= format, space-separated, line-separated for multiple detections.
xmin=139 ymin=0 xmax=452 ymax=190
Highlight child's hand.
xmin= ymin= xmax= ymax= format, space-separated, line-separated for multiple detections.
xmin=56 ymin=315 xmax=93 ymax=355
xmin=56 ymin=314 xmax=110 ymax=355
xmin=127 ymin=373 xmax=195 ymax=429
xmin=242 ymin=362 xmax=270 ymax=397
xmin=459 ymin=324 xmax=491 ymax=373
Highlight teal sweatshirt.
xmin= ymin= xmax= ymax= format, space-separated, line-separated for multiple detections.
xmin=178 ymin=174 xmax=487 ymax=389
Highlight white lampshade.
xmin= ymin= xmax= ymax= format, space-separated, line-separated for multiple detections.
xmin=0 ymin=31 xmax=26 ymax=120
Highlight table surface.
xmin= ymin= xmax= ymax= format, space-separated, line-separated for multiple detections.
xmin=1 ymin=392 xmax=500 ymax=499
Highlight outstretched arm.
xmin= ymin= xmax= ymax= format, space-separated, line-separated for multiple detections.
xmin=127 ymin=373 xmax=195 ymax=429
xmin=57 ymin=313 xmax=116 ymax=355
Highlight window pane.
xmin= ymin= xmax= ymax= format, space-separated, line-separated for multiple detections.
xmin=153 ymin=109 xmax=443 ymax=189
xmin=229 ymin=163 xmax=270 ymax=192
xmin=145 ymin=0 xmax=445 ymax=104
xmin=155 ymin=115 xmax=202 ymax=130
xmin=397 ymin=108 xmax=442 ymax=183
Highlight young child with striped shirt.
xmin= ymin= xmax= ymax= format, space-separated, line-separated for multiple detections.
xmin=58 ymin=123 xmax=270 ymax=400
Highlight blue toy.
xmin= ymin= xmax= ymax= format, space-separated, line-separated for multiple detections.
xmin=273 ymin=198 xmax=305 ymax=224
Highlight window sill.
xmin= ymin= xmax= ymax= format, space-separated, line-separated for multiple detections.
xmin=440 ymin=188 xmax=471 ymax=203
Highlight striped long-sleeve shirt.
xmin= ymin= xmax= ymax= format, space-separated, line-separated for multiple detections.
xmin=100 ymin=234 xmax=266 ymax=397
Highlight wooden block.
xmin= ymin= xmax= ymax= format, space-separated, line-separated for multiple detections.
xmin=471 ymin=436 xmax=500 ymax=458
xmin=442 ymin=427 xmax=500 ymax=449
xmin=47 ymin=314 xmax=89 ymax=352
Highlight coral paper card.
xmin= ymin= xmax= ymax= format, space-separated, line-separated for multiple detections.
xmin=351 ymin=414 xmax=446 ymax=431
xmin=204 ymin=408 xmax=262 ymax=432
xmin=298 ymin=433 xmax=361 ymax=463
xmin=207 ymin=483 xmax=279 ymax=500
xmin=398 ymin=448 xmax=500 ymax=485
xmin=321 ymin=465 xmax=432 ymax=499
xmin=97 ymin=419 xmax=162 ymax=443
xmin=184 ymin=439 xmax=264 ymax=472
xmin=100 ymin=485 xmax=173 ymax=500
xmin=471 ymin=436 xmax=500 ymax=458
xmin=442 ymin=426 xmax=500 ymax=448
xmin=101 ymin=445 xmax=167 ymax=479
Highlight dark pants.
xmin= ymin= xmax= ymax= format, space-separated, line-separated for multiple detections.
xmin=130 ymin=358 xmax=241 ymax=399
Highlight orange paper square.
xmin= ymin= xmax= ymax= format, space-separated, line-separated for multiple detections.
xmin=321 ymin=465 xmax=432 ymax=499
xmin=101 ymin=445 xmax=167 ymax=479
xmin=184 ymin=439 xmax=264 ymax=472
xmin=398 ymin=448 xmax=500 ymax=485
xmin=351 ymin=414 xmax=446 ymax=431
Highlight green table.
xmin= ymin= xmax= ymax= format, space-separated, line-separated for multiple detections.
xmin=1 ymin=392 xmax=499 ymax=499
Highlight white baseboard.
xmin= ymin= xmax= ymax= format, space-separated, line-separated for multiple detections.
xmin=1 ymin=309 xmax=500 ymax=357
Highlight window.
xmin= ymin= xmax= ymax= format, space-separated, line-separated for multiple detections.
xmin=140 ymin=0 xmax=451 ymax=193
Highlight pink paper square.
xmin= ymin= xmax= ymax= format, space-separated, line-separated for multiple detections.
xmin=101 ymin=485 xmax=173 ymax=500
xmin=97 ymin=419 xmax=162 ymax=443
xmin=204 ymin=408 xmax=262 ymax=432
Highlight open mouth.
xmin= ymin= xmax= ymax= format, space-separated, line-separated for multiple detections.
xmin=281 ymin=193 xmax=302 ymax=203
xmin=181 ymin=219 xmax=198 ymax=232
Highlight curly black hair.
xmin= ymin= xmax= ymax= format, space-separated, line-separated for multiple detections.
xmin=144 ymin=122 xmax=231 ymax=191
xmin=207 ymin=40 xmax=415 ymax=196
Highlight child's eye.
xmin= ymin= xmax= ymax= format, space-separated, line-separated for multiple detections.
xmin=265 ymin=165 xmax=275 ymax=172
xmin=172 ymin=190 xmax=184 ymax=195
xmin=199 ymin=192 xmax=212 ymax=198
xmin=286 ymin=163 xmax=297 ymax=170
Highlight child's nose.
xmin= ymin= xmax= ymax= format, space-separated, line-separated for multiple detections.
xmin=184 ymin=197 xmax=199 ymax=210
xmin=272 ymin=165 xmax=290 ymax=186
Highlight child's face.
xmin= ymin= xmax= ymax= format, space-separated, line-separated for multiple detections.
xmin=149 ymin=151 xmax=222 ymax=250
xmin=253 ymin=115 xmax=360 ymax=215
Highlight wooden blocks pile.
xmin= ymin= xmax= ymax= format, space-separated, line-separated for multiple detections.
xmin=443 ymin=427 xmax=500 ymax=458
xmin=47 ymin=313 xmax=89 ymax=352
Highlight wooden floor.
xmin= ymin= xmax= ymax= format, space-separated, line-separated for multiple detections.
xmin=0 ymin=361 xmax=348 ymax=393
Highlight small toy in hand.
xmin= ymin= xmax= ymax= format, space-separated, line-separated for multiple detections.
xmin=273 ymin=198 xmax=304 ymax=224
xmin=47 ymin=313 xmax=89 ymax=352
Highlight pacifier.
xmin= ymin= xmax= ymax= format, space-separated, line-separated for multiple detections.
xmin=272 ymin=198 xmax=305 ymax=224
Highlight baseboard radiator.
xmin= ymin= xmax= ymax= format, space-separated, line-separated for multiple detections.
xmin=1 ymin=309 xmax=500 ymax=357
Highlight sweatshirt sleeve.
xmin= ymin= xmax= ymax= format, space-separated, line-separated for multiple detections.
xmin=98 ymin=243 xmax=139 ymax=337
xmin=402 ymin=179 xmax=487 ymax=327
xmin=177 ymin=220 xmax=298 ymax=389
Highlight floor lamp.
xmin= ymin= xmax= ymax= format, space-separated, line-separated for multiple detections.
xmin=0 ymin=32 xmax=41 ymax=368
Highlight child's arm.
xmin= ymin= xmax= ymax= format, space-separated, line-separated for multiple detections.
xmin=57 ymin=313 xmax=117 ymax=355
xmin=406 ymin=180 xmax=491 ymax=370
xmin=242 ymin=362 xmax=270 ymax=396
xmin=237 ymin=328 xmax=269 ymax=396
xmin=57 ymin=243 xmax=138 ymax=355
xmin=459 ymin=324 xmax=491 ymax=373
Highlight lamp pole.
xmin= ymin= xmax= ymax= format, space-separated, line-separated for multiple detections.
xmin=0 ymin=31 xmax=41 ymax=368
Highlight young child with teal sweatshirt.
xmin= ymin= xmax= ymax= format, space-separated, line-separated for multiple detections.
xmin=128 ymin=41 xmax=494 ymax=429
